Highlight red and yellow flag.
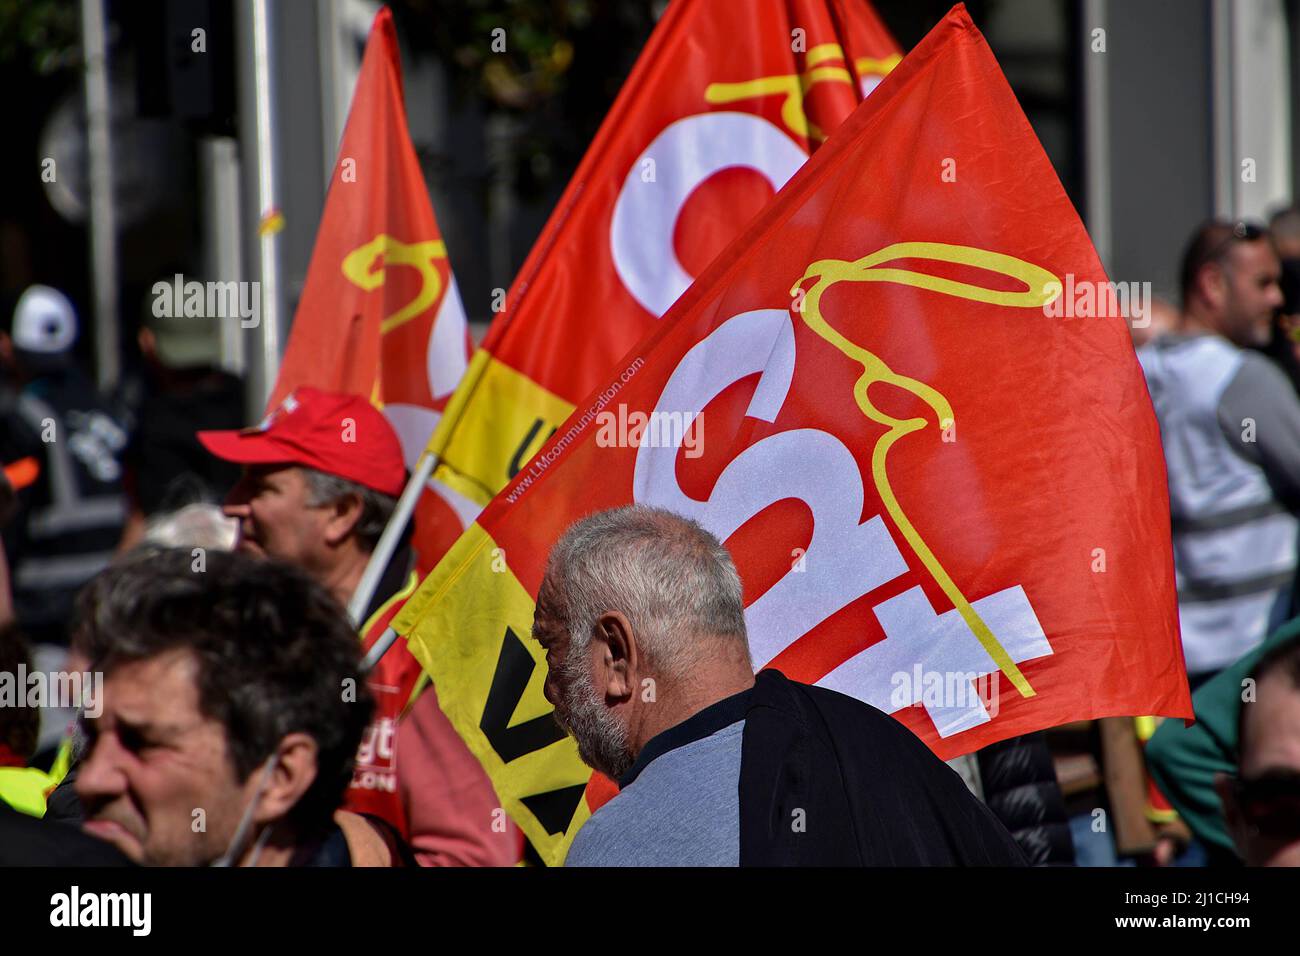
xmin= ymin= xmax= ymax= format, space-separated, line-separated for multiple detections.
xmin=395 ymin=3 xmax=1192 ymax=865
xmin=424 ymin=0 xmax=901 ymax=542
xmin=269 ymin=6 xmax=475 ymax=570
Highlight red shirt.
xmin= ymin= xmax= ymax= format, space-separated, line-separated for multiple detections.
xmin=345 ymin=573 xmax=520 ymax=866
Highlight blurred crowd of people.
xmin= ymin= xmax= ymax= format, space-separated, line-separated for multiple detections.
xmin=2 ymin=209 xmax=1300 ymax=867
xmin=1130 ymin=209 xmax=1300 ymax=868
xmin=0 ymin=292 xmax=514 ymax=865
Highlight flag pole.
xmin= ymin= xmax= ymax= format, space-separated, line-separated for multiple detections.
xmin=355 ymin=448 xmax=431 ymax=673
xmin=81 ymin=0 xmax=120 ymax=391
xmin=348 ymin=448 xmax=437 ymax=628
xmin=361 ymin=626 xmax=400 ymax=674
xmin=349 ymin=348 xmax=493 ymax=662
xmin=238 ymin=0 xmax=284 ymax=414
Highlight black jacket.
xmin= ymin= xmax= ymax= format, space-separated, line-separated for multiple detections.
xmin=0 ymin=801 xmax=133 ymax=866
xmin=976 ymin=733 xmax=1074 ymax=865
xmin=0 ymin=370 xmax=127 ymax=642
xmin=739 ymin=670 xmax=1027 ymax=866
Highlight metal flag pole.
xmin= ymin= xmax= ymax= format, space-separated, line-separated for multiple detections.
xmin=361 ymin=625 xmax=401 ymax=674
xmin=349 ymin=448 xmax=438 ymax=627
xmin=80 ymin=0 xmax=119 ymax=391
xmin=250 ymin=0 xmax=283 ymax=405
xmin=236 ymin=0 xmax=284 ymax=418
xmin=351 ymin=350 xmax=493 ymax=670
xmin=356 ymin=449 xmax=435 ymax=674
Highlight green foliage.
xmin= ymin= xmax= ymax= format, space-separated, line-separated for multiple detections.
xmin=0 ymin=0 xmax=81 ymax=75
xmin=394 ymin=0 xmax=662 ymax=192
xmin=398 ymin=0 xmax=657 ymax=110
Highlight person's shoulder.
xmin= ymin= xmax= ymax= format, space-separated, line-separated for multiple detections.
xmin=756 ymin=669 xmax=901 ymax=731
xmin=562 ymin=794 xmax=641 ymax=867
xmin=1234 ymin=348 xmax=1299 ymax=396
xmin=757 ymin=670 xmax=948 ymax=766
xmin=1218 ymin=350 xmax=1300 ymax=439
xmin=1145 ymin=332 xmax=1238 ymax=366
xmin=334 ymin=810 xmax=410 ymax=867
xmin=0 ymin=801 xmax=134 ymax=866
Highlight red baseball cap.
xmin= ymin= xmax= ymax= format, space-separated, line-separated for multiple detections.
xmin=198 ymin=387 xmax=406 ymax=497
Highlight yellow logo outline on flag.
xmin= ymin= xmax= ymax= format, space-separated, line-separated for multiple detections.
xmin=341 ymin=234 xmax=449 ymax=335
xmin=340 ymin=233 xmax=454 ymax=407
xmin=793 ymin=241 xmax=1061 ymax=698
xmin=705 ymin=43 xmax=902 ymax=142
xmin=400 ymin=239 xmax=1066 ymax=864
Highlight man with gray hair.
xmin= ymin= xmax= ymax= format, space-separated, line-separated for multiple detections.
xmin=199 ymin=386 xmax=516 ymax=866
xmin=535 ymin=505 xmax=1026 ymax=866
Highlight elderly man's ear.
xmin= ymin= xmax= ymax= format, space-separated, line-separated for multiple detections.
xmin=595 ymin=611 xmax=638 ymax=703
xmin=322 ymin=492 xmax=365 ymax=547
xmin=251 ymin=732 xmax=319 ymax=825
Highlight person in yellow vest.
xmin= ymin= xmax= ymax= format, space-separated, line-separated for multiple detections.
xmin=0 ymin=623 xmax=71 ymax=816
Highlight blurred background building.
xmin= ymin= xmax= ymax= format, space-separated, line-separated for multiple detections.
xmin=0 ymin=0 xmax=1295 ymax=415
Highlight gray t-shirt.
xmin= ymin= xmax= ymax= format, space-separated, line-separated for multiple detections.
xmin=1218 ymin=349 xmax=1300 ymax=503
xmin=564 ymin=718 xmax=744 ymax=867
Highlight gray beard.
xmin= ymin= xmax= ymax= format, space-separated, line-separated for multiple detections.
xmin=554 ymin=643 xmax=634 ymax=780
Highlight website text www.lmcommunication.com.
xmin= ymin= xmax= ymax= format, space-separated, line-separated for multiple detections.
xmin=504 ymin=356 xmax=647 ymax=504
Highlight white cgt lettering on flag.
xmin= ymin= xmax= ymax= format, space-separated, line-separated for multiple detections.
xmin=610 ymin=115 xmax=807 ymax=318
xmin=633 ymin=308 xmax=1054 ymax=737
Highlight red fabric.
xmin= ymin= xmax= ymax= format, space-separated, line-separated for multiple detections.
xmin=429 ymin=0 xmax=902 ymax=581
xmin=583 ymin=772 xmax=620 ymax=814
xmin=1147 ymin=773 xmax=1176 ymax=816
xmin=346 ymin=586 xmax=517 ymax=865
xmin=2 ymin=456 xmax=39 ymax=492
xmin=344 ymin=595 xmax=423 ymax=834
xmin=266 ymin=6 xmax=474 ymax=571
xmin=464 ymin=4 xmax=1192 ymax=761
xmin=478 ymin=0 xmax=901 ymax=404
xmin=198 ymin=386 xmax=406 ymax=497
xmin=396 ymin=684 xmax=521 ymax=867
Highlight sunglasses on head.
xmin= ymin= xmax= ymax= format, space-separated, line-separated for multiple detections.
xmin=1232 ymin=771 xmax=1300 ymax=841
xmin=1203 ymin=220 xmax=1268 ymax=265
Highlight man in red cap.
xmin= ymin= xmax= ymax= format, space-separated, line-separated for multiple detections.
xmin=198 ymin=386 xmax=517 ymax=866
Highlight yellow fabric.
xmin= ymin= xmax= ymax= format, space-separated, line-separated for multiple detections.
xmin=1145 ymin=805 xmax=1181 ymax=825
xmin=1134 ymin=715 xmax=1160 ymax=742
xmin=48 ymin=737 xmax=72 ymax=785
xmin=359 ymin=569 xmax=425 ymax=716
xmin=428 ymin=352 xmax=576 ymax=505
xmin=0 ymin=766 xmax=54 ymax=817
xmin=0 ymin=737 xmax=75 ymax=817
xmin=393 ymin=523 xmax=592 ymax=866
xmin=1133 ymin=715 xmax=1179 ymax=823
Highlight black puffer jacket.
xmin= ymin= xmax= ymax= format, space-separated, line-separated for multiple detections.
xmin=976 ymin=732 xmax=1074 ymax=865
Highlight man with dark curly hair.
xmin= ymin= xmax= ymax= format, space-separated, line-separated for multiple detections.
xmin=71 ymin=547 xmax=396 ymax=866
xmin=199 ymin=387 xmax=515 ymax=866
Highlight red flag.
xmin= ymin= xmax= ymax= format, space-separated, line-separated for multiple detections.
xmin=426 ymin=0 xmax=902 ymax=539
xmin=269 ymin=7 xmax=474 ymax=569
xmin=395 ymin=3 xmax=1191 ymax=862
